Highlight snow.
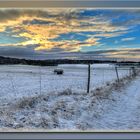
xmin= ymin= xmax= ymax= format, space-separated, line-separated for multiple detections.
xmin=95 ymin=76 xmax=140 ymax=130
xmin=0 ymin=64 xmax=139 ymax=130
xmin=59 ymin=63 xmax=114 ymax=68
xmin=0 ymin=64 xmax=130 ymax=101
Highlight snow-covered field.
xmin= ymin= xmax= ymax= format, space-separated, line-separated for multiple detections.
xmin=0 ymin=64 xmax=130 ymax=101
xmin=0 ymin=64 xmax=139 ymax=131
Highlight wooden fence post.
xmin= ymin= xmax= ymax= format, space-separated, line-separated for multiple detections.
xmin=115 ymin=66 xmax=119 ymax=82
xmin=87 ymin=64 xmax=91 ymax=93
xmin=129 ymin=68 xmax=132 ymax=77
xmin=132 ymin=67 xmax=136 ymax=76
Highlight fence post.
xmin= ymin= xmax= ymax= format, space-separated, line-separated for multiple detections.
xmin=129 ymin=68 xmax=132 ymax=77
xmin=87 ymin=64 xmax=91 ymax=93
xmin=132 ymin=66 xmax=136 ymax=76
xmin=115 ymin=66 xmax=119 ymax=82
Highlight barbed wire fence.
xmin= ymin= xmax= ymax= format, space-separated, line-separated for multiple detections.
xmin=87 ymin=64 xmax=140 ymax=93
xmin=0 ymin=64 xmax=139 ymax=101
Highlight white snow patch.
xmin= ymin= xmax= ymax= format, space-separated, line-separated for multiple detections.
xmin=0 ymin=64 xmax=138 ymax=130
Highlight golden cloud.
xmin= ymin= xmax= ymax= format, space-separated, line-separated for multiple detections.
xmin=0 ymin=9 xmax=131 ymax=52
xmin=104 ymin=48 xmax=140 ymax=60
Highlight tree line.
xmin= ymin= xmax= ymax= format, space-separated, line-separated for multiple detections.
xmin=0 ymin=56 xmax=139 ymax=66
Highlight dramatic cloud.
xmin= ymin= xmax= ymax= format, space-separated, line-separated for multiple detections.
xmin=103 ymin=48 xmax=140 ymax=60
xmin=0 ymin=9 xmax=139 ymax=60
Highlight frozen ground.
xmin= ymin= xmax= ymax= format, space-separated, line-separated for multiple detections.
xmin=94 ymin=75 xmax=140 ymax=130
xmin=0 ymin=64 xmax=139 ymax=130
xmin=0 ymin=64 xmax=130 ymax=102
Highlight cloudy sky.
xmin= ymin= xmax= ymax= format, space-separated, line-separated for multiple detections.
xmin=0 ymin=9 xmax=140 ymax=60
